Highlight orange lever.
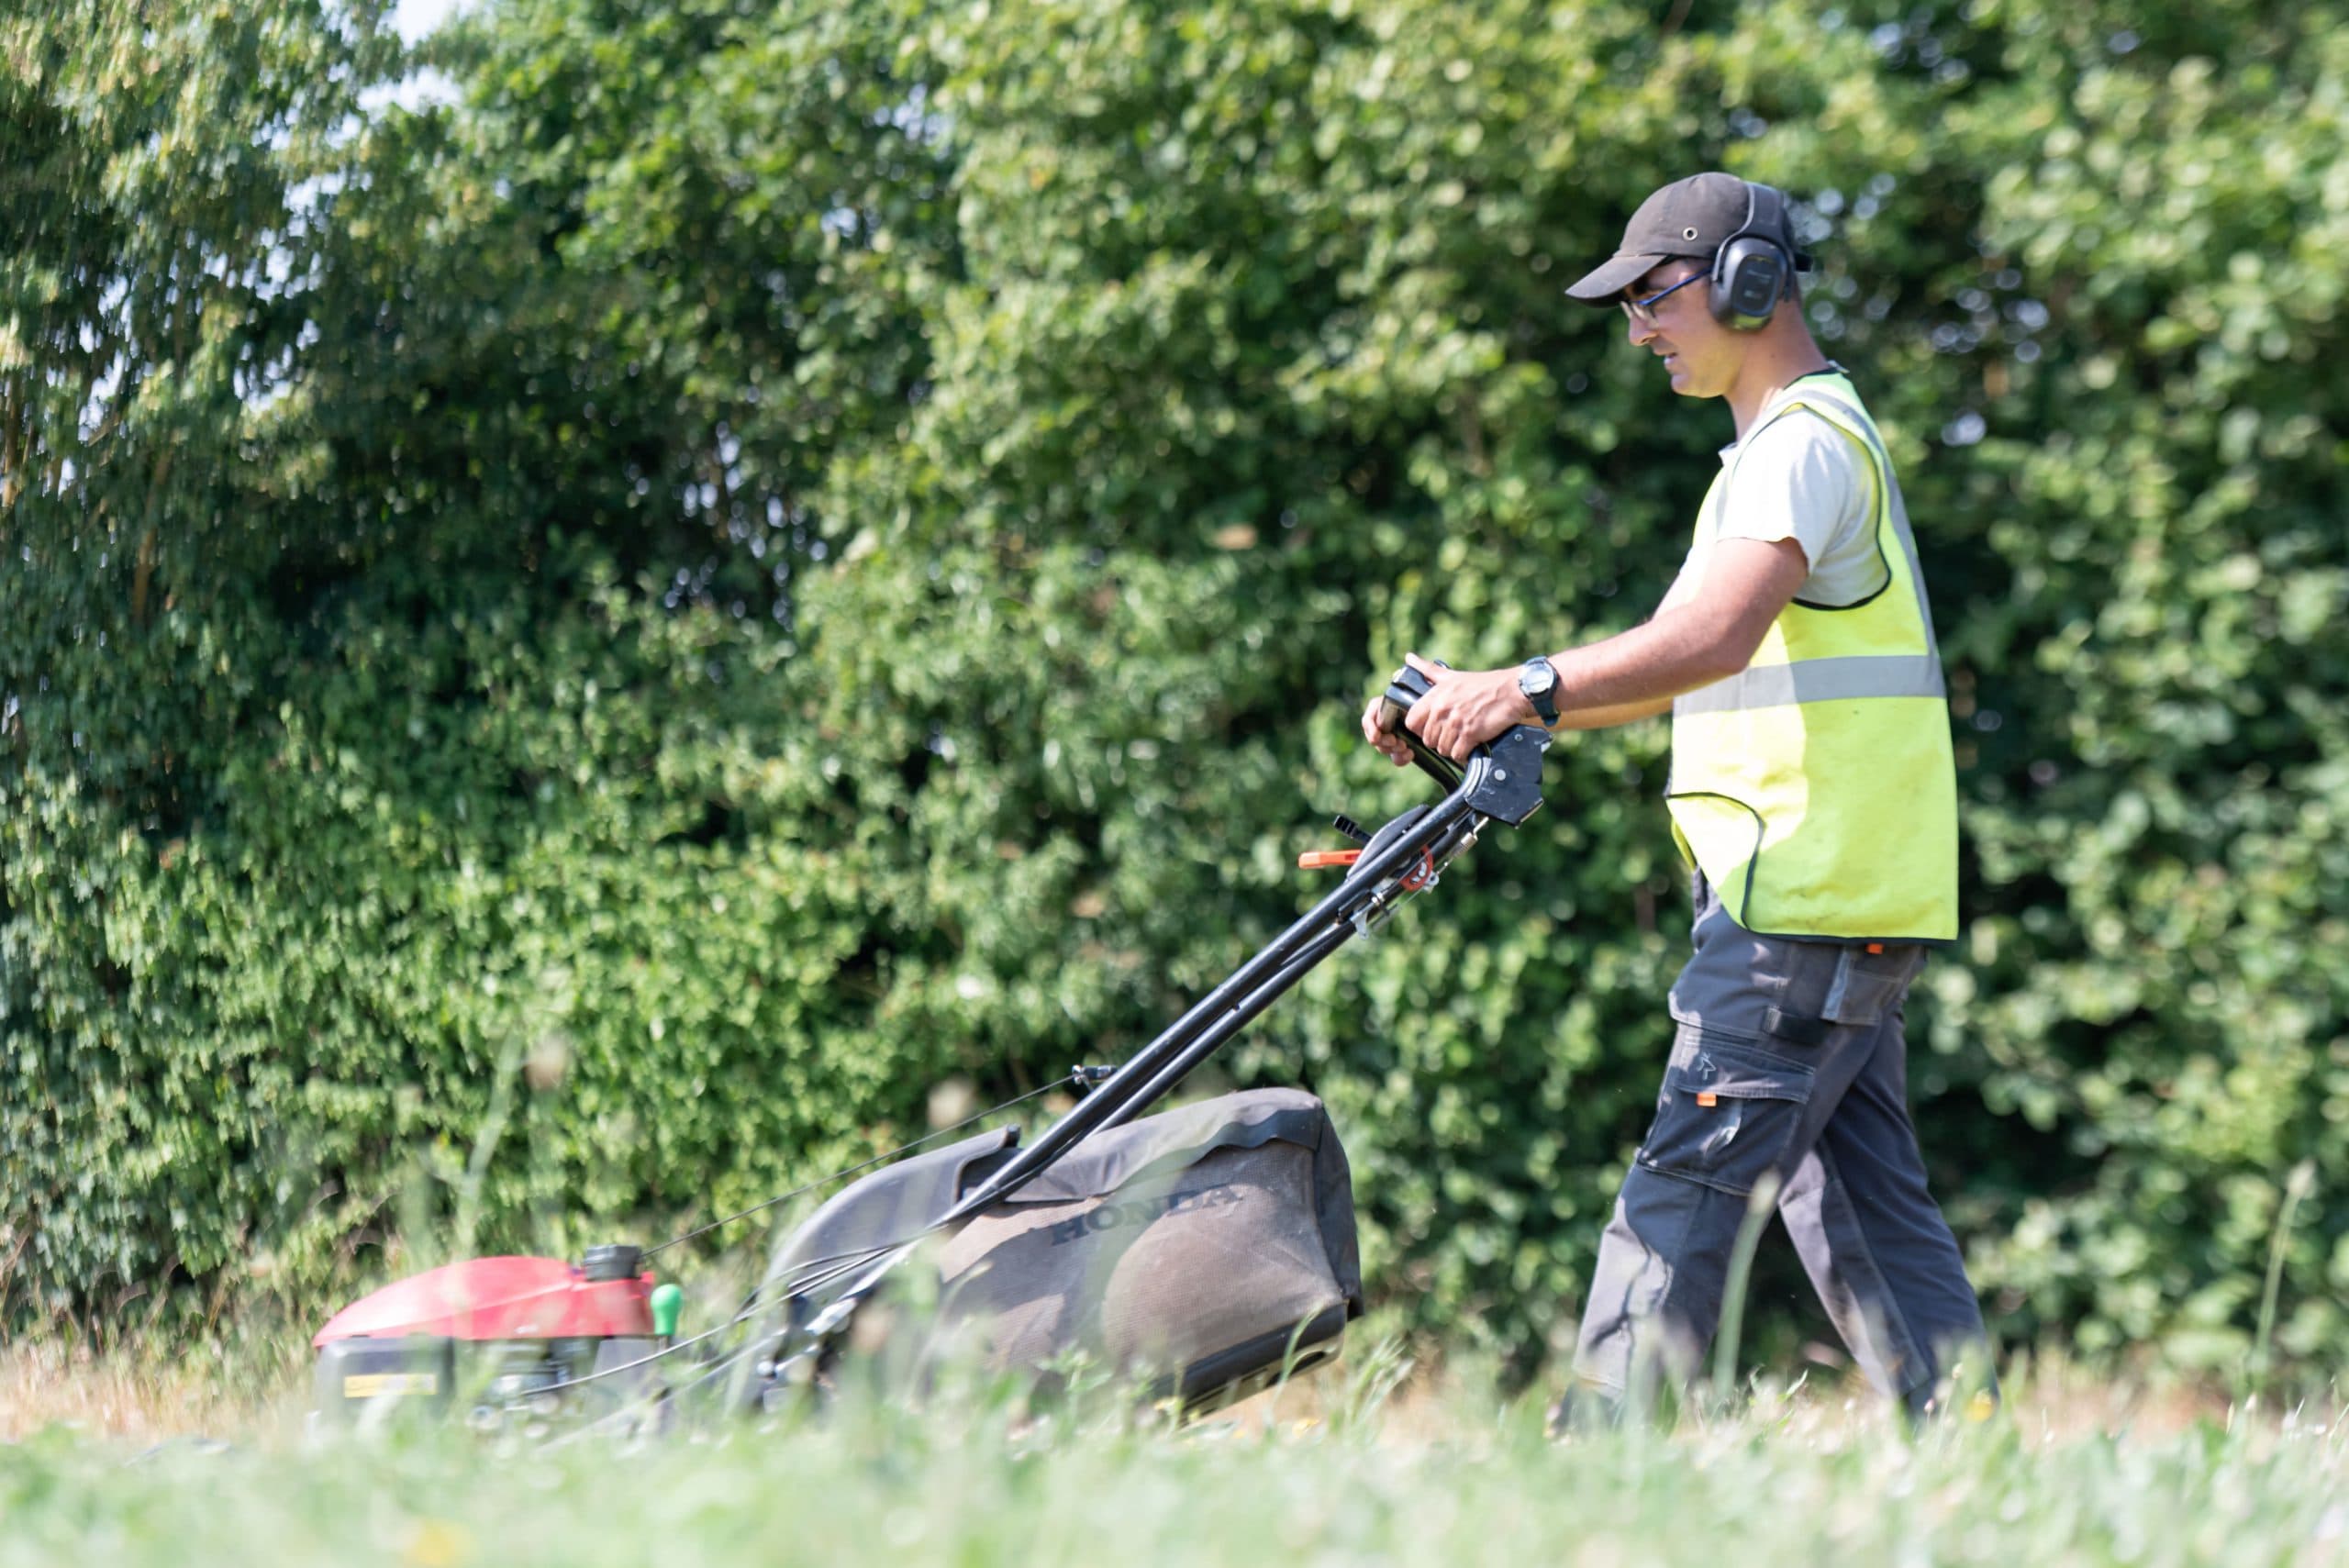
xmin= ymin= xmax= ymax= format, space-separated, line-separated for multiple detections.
xmin=1298 ymin=850 xmax=1362 ymax=870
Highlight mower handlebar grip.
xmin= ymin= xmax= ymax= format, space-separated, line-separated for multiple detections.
xmin=1374 ymin=660 xmax=1466 ymax=793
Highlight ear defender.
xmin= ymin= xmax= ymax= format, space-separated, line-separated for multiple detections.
xmin=1709 ymin=182 xmax=1809 ymax=331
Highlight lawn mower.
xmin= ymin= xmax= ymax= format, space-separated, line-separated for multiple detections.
xmin=313 ymin=666 xmax=1552 ymax=1431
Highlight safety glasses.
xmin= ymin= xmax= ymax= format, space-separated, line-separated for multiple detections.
xmin=1621 ymin=272 xmax=1706 ymax=324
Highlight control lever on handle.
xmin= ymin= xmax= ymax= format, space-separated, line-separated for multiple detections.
xmin=1374 ymin=660 xmax=1439 ymax=738
xmin=1374 ymin=659 xmax=1464 ymax=791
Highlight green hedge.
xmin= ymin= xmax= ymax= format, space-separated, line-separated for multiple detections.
xmin=5 ymin=0 xmax=2344 ymax=1382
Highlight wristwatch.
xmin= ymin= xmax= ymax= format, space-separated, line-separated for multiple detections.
xmin=1518 ymin=656 xmax=1560 ymax=727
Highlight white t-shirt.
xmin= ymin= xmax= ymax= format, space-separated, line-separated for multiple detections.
xmin=1681 ymin=395 xmax=1887 ymax=608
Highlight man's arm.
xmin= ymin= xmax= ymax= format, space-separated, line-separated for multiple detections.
xmin=1364 ymin=537 xmax=1810 ymax=763
xmin=1546 ymin=536 xmax=1808 ymax=717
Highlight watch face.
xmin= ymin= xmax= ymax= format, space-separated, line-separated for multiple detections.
xmin=1520 ymin=658 xmax=1557 ymax=720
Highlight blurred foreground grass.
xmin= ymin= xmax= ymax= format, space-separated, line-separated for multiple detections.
xmin=3 ymin=1344 xmax=2343 ymax=1568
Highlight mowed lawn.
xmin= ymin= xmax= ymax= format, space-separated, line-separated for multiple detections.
xmin=1 ymin=1354 xmax=2341 ymax=1568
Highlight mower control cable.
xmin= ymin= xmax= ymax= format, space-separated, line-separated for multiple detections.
xmin=518 ymin=1220 xmax=978 ymax=1410
xmin=641 ymin=1065 xmax=1111 ymax=1261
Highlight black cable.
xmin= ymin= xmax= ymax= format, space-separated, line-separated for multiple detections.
xmin=640 ymin=1073 xmax=1082 ymax=1259
xmin=497 ymin=1238 xmax=903 ymax=1407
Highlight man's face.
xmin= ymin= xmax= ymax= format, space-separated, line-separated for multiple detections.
xmin=1622 ymin=261 xmax=1737 ymax=399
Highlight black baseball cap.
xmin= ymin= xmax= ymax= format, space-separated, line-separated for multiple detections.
xmin=1564 ymin=172 xmax=1799 ymax=306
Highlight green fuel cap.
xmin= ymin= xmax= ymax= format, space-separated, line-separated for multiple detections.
xmin=651 ymin=1282 xmax=684 ymax=1340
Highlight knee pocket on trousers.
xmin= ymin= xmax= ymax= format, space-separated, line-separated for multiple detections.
xmin=1637 ymin=1029 xmax=1815 ymax=1196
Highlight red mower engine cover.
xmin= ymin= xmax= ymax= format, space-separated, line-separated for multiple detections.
xmin=314 ymin=1249 xmax=656 ymax=1422
xmin=315 ymin=1254 xmax=653 ymax=1345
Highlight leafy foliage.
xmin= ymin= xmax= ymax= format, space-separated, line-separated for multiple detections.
xmin=4 ymin=0 xmax=2343 ymax=1382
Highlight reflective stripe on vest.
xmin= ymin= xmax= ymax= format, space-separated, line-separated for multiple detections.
xmin=1673 ymin=651 xmax=1946 ymax=716
xmin=1665 ymin=372 xmax=1959 ymax=943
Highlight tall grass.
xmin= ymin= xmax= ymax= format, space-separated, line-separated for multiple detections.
xmin=5 ymin=1347 xmax=2343 ymax=1568
xmin=2248 ymin=1160 xmax=2320 ymax=1405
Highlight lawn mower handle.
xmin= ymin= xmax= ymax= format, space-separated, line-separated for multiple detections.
xmin=735 ymin=681 xmax=1553 ymax=1397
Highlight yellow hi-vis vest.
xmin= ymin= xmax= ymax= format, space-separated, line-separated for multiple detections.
xmin=1665 ymin=371 xmax=1959 ymax=942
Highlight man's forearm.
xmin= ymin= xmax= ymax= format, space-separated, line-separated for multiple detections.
xmin=1542 ymin=536 xmax=1808 ymax=724
xmin=1546 ymin=604 xmax=1749 ymax=720
xmin=1553 ymin=694 xmax=1674 ymax=730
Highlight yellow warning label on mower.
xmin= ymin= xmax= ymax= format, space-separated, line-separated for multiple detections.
xmin=343 ymin=1373 xmax=440 ymax=1398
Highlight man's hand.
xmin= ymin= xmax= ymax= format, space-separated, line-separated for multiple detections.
xmin=1358 ymin=653 xmax=1540 ymax=766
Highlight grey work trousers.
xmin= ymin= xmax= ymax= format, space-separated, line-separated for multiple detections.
xmin=1570 ymin=874 xmax=1992 ymax=1417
